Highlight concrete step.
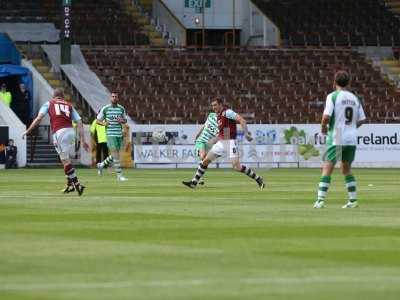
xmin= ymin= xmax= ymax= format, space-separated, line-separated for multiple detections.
xmin=42 ymin=72 xmax=56 ymax=80
xmin=27 ymin=148 xmax=58 ymax=153
xmin=139 ymin=0 xmax=152 ymax=11
xmin=389 ymin=66 xmax=400 ymax=73
xmin=131 ymin=11 xmax=142 ymax=18
xmin=143 ymin=24 xmax=155 ymax=31
xmin=48 ymin=79 xmax=62 ymax=87
xmin=382 ymin=60 xmax=399 ymax=67
xmin=27 ymin=151 xmax=59 ymax=157
xmin=27 ymin=161 xmax=60 ymax=165
xmin=26 ymin=162 xmax=60 ymax=166
xmin=28 ymin=157 xmax=60 ymax=162
xmin=386 ymin=0 xmax=400 ymax=8
xmin=27 ymin=138 xmax=52 ymax=143
xmin=151 ymin=38 xmax=167 ymax=47
xmin=31 ymin=58 xmax=44 ymax=66
xmin=27 ymin=155 xmax=60 ymax=161
xmin=37 ymin=65 xmax=50 ymax=73
xmin=26 ymin=146 xmax=52 ymax=151
xmin=148 ymin=31 xmax=162 ymax=39
xmin=27 ymin=148 xmax=57 ymax=153
xmin=137 ymin=17 xmax=150 ymax=25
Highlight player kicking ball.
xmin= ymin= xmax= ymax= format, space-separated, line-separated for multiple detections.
xmin=96 ymin=92 xmax=128 ymax=181
xmin=314 ymin=71 xmax=366 ymax=209
xmin=193 ymin=110 xmax=219 ymax=185
xmin=183 ymin=98 xmax=265 ymax=189
xmin=23 ymin=89 xmax=89 ymax=196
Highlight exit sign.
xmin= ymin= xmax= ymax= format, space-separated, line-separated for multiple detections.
xmin=185 ymin=0 xmax=211 ymax=13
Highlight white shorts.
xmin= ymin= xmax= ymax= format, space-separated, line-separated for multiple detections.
xmin=209 ymin=139 xmax=239 ymax=159
xmin=53 ymin=127 xmax=76 ymax=161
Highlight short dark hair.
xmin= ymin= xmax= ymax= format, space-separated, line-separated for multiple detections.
xmin=53 ymin=88 xmax=64 ymax=98
xmin=335 ymin=70 xmax=350 ymax=88
xmin=212 ymin=98 xmax=223 ymax=104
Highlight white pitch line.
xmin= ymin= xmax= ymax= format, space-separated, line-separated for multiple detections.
xmin=1 ymin=275 xmax=400 ymax=291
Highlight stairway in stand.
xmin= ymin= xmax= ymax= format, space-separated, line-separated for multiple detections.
xmin=26 ymin=133 xmax=60 ymax=166
xmin=385 ymin=0 xmax=400 ymax=14
xmin=124 ymin=0 xmax=166 ymax=47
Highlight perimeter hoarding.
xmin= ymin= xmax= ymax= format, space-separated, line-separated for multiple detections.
xmin=132 ymin=124 xmax=400 ymax=167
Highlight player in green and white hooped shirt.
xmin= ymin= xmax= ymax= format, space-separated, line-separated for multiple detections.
xmin=194 ymin=112 xmax=219 ymax=185
xmin=96 ymin=92 xmax=128 ymax=181
xmin=314 ymin=71 xmax=366 ymax=209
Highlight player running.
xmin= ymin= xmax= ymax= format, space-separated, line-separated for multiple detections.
xmin=182 ymin=98 xmax=265 ymax=189
xmin=314 ymin=71 xmax=366 ymax=209
xmin=96 ymin=92 xmax=128 ymax=181
xmin=23 ymin=89 xmax=88 ymax=195
xmin=194 ymin=111 xmax=219 ymax=185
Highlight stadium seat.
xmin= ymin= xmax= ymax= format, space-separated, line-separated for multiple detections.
xmin=82 ymin=47 xmax=397 ymax=124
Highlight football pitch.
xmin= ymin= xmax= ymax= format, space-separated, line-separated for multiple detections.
xmin=1 ymin=168 xmax=400 ymax=300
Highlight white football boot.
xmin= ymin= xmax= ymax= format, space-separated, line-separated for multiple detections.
xmin=313 ymin=200 xmax=325 ymax=209
xmin=97 ymin=163 xmax=103 ymax=176
xmin=342 ymin=201 xmax=358 ymax=208
xmin=117 ymin=174 xmax=128 ymax=181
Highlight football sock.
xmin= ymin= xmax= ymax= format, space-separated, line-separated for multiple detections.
xmin=317 ymin=175 xmax=331 ymax=202
xmin=64 ymin=163 xmax=79 ymax=186
xmin=114 ymin=159 xmax=122 ymax=176
xmin=240 ymin=165 xmax=261 ymax=182
xmin=191 ymin=163 xmax=208 ymax=185
xmin=100 ymin=155 xmax=114 ymax=168
xmin=345 ymin=175 xmax=357 ymax=202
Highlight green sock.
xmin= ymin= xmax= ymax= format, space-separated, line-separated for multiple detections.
xmin=317 ymin=176 xmax=331 ymax=202
xmin=101 ymin=155 xmax=114 ymax=168
xmin=345 ymin=175 xmax=357 ymax=202
xmin=114 ymin=159 xmax=122 ymax=175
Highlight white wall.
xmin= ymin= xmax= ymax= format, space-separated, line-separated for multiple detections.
xmin=0 ymin=100 xmax=26 ymax=167
xmin=153 ymin=0 xmax=187 ymax=46
xmin=162 ymin=0 xmax=243 ymax=29
xmin=21 ymin=59 xmax=53 ymax=126
xmin=241 ymin=1 xmax=280 ymax=46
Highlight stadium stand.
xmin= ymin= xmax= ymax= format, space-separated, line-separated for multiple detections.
xmin=82 ymin=46 xmax=398 ymax=124
xmin=0 ymin=0 xmax=149 ymax=45
xmin=252 ymin=0 xmax=400 ymax=47
xmin=2 ymin=0 xmax=398 ymax=126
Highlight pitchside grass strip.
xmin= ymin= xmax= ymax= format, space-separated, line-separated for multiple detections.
xmin=0 ymin=169 xmax=400 ymax=300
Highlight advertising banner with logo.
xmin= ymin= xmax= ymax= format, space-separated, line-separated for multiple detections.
xmin=131 ymin=124 xmax=400 ymax=167
xmin=81 ymin=124 xmax=133 ymax=167
xmin=133 ymin=144 xmax=299 ymax=165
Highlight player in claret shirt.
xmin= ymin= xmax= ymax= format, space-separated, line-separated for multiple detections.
xmin=183 ymin=98 xmax=265 ymax=189
xmin=23 ymin=89 xmax=89 ymax=196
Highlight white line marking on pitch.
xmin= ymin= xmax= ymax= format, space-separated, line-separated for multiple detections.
xmin=1 ymin=276 xmax=399 ymax=291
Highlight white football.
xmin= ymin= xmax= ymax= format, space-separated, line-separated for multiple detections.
xmin=152 ymin=129 xmax=166 ymax=142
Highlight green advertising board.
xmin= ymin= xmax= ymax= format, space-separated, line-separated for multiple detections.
xmin=185 ymin=0 xmax=211 ymax=13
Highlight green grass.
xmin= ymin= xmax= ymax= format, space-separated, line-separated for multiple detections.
xmin=1 ymin=168 xmax=400 ymax=300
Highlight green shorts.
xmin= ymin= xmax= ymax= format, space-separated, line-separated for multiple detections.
xmin=195 ymin=141 xmax=210 ymax=159
xmin=323 ymin=145 xmax=356 ymax=164
xmin=107 ymin=136 xmax=123 ymax=151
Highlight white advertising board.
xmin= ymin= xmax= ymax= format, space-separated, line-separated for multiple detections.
xmin=133 ymin=144 xmax=299 ymax=164
xmin=132 ymin=124 xmax=400 ymax=167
